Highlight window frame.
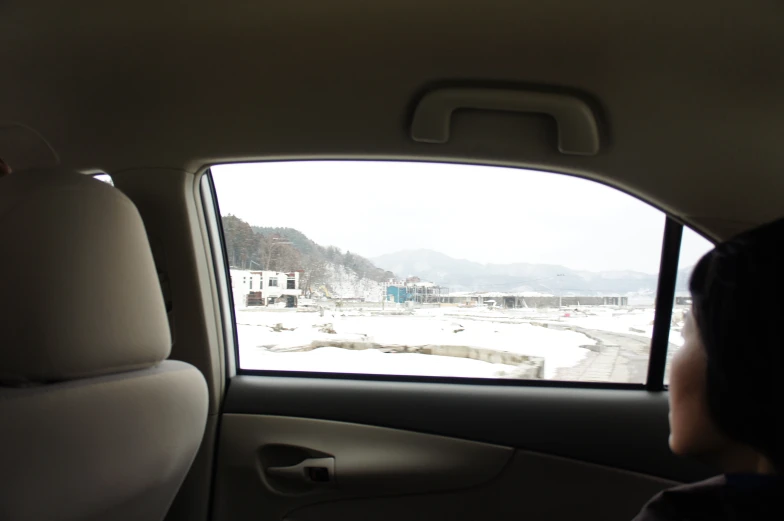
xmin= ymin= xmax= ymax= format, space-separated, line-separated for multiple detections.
xmin=203 ymin=162 xmax=710 ymax=391
xmin=646 ymin=218 xmax=682 ymax=391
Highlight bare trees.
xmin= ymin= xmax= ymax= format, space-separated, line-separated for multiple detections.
xmin=223 ymin=215 xmax=301 ymax=271
xmin=223 ymin=215 xmax=257 ymax=269
xmin=299 ymin=255 xmax=327 ymax=296
xmin=258 ymin=234 xmax=301 ymax=272
xmin=222 ymin=215 xmax=393 ymax=298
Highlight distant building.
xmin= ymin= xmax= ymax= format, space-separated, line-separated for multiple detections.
xmin=437 ymin=291 xmax=628 ymax=308
xmin=384 ymin=278 xmax=446 ymax=303
xmin=383 ymin=276 xmax=629 ymax=308
xmin=386 ymin=285 xmax=409 ymax=303
xmin=230 ymin=269 xmax=302 ymax=308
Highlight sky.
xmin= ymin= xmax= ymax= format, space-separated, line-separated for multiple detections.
xmin=212 ymin=161 xmax=714 ymax=274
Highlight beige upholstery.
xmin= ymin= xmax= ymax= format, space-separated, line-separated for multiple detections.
xmin=0 ymin=168 xmax=172 ymax=384
xmin=0 ymin=169 xmax=208 ymax=520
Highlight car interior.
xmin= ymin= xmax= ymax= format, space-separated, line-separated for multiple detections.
xmin=1 ymin=1 xmax=783 ymax=521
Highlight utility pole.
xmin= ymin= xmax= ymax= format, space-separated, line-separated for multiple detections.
xmin=540 ymin=273 xmax=566 ymax=309
xmin=557 ymin=273 xmax=565 ymax=309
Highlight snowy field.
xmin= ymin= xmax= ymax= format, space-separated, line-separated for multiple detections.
xmin=235 ymin=305 xmax=685 ymax=381
xmin=536 ymin=307 xmax=686 ymax=347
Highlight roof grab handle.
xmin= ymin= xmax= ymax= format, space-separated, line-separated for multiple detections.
xmin=410 ymin=88 xmax=600 ymax=156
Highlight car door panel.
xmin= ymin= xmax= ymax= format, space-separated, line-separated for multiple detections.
xmin=286 ymin=451 xmax=676 ymax=521
xmin=214 ymin=376 xmax=711 ymax=521
xmin=224 ymin=376 xmax=711 ymax=481
xmin=214 ymin=414 xmax=513 ymax=520
xmin=213 ymin=409 xmax=682 ymax=521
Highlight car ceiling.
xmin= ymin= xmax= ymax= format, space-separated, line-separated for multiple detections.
xmin=1 ymin=1 xmax=782 ymax=240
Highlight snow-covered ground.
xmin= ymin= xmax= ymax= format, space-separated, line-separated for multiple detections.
xmin=242 ymin=346 xmax=521 ymax=379
xmin=235 ymin=305 xmax=685 ymax=381
xmin=238 ymin=307 xmax=593 ymax=379
xmin=535 ymin=307 xmax=686 ymax=347
xmin=412 ymin=305 xmax=685 ymax=346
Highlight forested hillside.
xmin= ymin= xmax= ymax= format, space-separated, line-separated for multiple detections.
xmin=222 ymin=215 xmax=393 ymax=296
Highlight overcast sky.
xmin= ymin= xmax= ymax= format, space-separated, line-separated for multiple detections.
xmin=212 ymin=161 xmax=713 ymax=274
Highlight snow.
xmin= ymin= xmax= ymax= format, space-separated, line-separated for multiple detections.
xmin=318 ymin=263 xmax=386 ymax=301
xmin=235 ymin=304 xmax=685 ymax=382
xmin=242 ymin=347 xmax=520 ymax=378
xmin=542 ymin=307 xmax=685 ymax=346
xmin=236 ymin=307 xmax=593 ymax=379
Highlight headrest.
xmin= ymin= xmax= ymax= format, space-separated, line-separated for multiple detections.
xmin=0 ymin=168 xmax=171 ymax=384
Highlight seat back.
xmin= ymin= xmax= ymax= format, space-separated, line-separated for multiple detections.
xmin=0 ymin=169 xmax=208 ymax=521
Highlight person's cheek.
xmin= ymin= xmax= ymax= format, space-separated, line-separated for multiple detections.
xmin=667 ymin=350 xmax=685 ymax=450
xmin=667 ymin=343 xmax=700 ymax=455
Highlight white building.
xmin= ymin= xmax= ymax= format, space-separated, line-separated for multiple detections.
xmin=230 ymin=269 xmax=302 ymax=308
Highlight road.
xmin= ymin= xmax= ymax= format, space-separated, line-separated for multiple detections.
xmin=553 ymin=325 xmax=678 ymax=384
xmin=440 ymin=312 xmax=678 ymax=383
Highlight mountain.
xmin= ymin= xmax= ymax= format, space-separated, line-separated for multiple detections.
xmin=372 ymin=249 xmax=668 ymax=296
xmin=250 ymin=226 xmax=393 ymax=282
xmin=223 ymin=216 xmax=695 ymax=301
xmin=222 ymin=215 xmax=393 ymax=298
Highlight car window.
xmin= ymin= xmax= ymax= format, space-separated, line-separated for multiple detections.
xmin=213 ymin=161 xmax=682 ymax=384
xmin=665 ymin=226 xmax=714 ymax=384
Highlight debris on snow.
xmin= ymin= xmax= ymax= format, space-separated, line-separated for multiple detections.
xmin=270 ymin=323 xmax=295 ymax=332
xmin=318 ymin=323 xmax=337 ymax=334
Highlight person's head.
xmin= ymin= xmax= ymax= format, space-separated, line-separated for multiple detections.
xmin=668 ymin=217 xmax=784 ymax=473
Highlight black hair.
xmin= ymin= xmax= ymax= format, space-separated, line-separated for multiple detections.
xmin=689 ymin=217 xmax=784 ymax=471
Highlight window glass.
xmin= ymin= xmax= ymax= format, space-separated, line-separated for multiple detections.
xmin=665 ymin=226 xmax=714 ymax=384
xmin=214 ymin=161 xmax=669 ymax=383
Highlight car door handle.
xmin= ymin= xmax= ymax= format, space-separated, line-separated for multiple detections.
xmin=266 ymin=457 xmax=335 ymax=484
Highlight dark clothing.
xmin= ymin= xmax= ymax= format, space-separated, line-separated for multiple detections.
xmin=633 ymin=474 xmax=782 ymax=521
